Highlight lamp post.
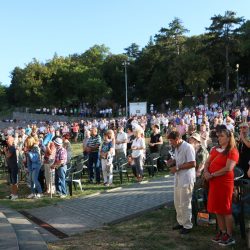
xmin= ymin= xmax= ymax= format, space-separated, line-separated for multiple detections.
xmin=122 ymin=60 xmax=129 ymax=117
xmin=236 ymin=64 xmax=239 ymax=103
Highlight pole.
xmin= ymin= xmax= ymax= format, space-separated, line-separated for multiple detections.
xmin=123 ymin=60 xmax=129 ymax=117
xmin=236 ymin=64 xmax=239 ymax=104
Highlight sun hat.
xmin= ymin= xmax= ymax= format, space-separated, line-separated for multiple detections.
xmin=189 ymin=132 xmax=201 ymax=142
xmin=239 ymin=122 xmax=249 ymax=128
xmin=54 ymin=137 xmax=63 ymax=145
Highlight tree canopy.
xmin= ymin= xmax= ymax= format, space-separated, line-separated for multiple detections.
xmin=5 ymin=11 xmax=250 ymax=110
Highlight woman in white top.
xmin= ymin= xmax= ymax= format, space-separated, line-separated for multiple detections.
xmin=131 ymin=129 xmax=146 ymax=182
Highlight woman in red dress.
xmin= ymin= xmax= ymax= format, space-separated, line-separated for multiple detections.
xmin=203 ymin=126 xmax=239 ymax=247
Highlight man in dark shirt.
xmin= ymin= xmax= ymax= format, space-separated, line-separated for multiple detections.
xmin=4 ymin=136 xmax=19 ymax=200
xmin=148 ymin=125 xmax=163 ymax=176
xmin=238 ymin=122 xmax=250 ymax=178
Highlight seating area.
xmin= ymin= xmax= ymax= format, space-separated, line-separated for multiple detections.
xmin=66 ymin=156 xmax=88 ymax=196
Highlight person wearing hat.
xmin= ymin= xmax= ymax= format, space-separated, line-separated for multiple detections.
xmin=189 ymin=133 xmax=209 ymax=178
xmin=51 ymin=137 xmax=68 ymax=198
xmin=238 ymin=122 xmax=250 ymax=178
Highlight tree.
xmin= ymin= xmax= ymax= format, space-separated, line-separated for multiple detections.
xmin=206 ymin=11 xmax=244 ymax=92
xmin=155 ymin=17 xmax=189 ymax=55
xmin=124 ymin=43 xmax=141 ymax=60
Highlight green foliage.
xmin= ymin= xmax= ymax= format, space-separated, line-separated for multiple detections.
xmin=6 ymin=12 xmax=250 ymax=109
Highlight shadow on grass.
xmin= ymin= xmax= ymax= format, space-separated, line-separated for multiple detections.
xmin=48 ymin=206 xmax=248 ymax=250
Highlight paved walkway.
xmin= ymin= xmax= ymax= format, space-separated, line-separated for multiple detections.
xmin=28 ymin=175 xmax=174 ymax=241
xmin=0 ymin=175 xmax=174 ymax=247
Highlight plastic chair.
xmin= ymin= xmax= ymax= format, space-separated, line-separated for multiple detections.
xmin=113 ymin=158 xmax=129 ymax=184
xmin=233 ymin=178 xmax=250 ymax=239
xmin=234 ymin=166 xmax=244 ymax=181
xmin=66 ymin=157 xmax=87 ymax=196
xmin=192 ymin=188 xmax=207 ymax=226
xmin=144 ymin=153 xmax=160 ymax=177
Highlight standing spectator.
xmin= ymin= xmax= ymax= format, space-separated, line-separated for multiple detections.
xmin=44 ymin=140 xmax=56 ymax=194
xmin=242 ymin=107 xmax=249 ymax=123
xmin=86 ymin=127 xmax=102 ymax=184
xmin=100 ymin=131 xmax=114 ymax=186
xmin=131 ymin=129 xmax=146 ymax=182
xmin=126 ymin=127 xmax=135 ymax=156
xmin=4 ymin=136 xmax=19 ymax=200
xmin=148 ymin=124 xmax=163 ymax=176
xmin=51 ymin=138 xmax=68 ymax=198
xmin=189 ymin=133 xmax=208 ymax=178
xmin=62 ymin=134 xmax=72 ymax=167
xmin=26 ymin=136 xmax=43 ymax=198
xmin=83 ymin=130 xmax=91 ymax=160
xmin=199 ymin=123 xmax=209 ymax=149
xmin=177 ymin=119 xmax=187 ymax=141
xmin=203 ymin=126 xmax=239 ymax=246
xmin=237 ymin=122 xmax=250 ymax=178
xmin=115 ymin=126 xmax=127 ymax=161
xmin=168 ymin=131 xmax=196 ymax=234
xmin=72 ymin=122 xmax=79 ymax=143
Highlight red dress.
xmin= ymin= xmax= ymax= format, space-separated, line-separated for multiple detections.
xmin=207 ymin=147 xmax=239 ymax=215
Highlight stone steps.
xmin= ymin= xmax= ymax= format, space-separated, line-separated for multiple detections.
xmin=0 ymin=207 xmax=48 ymax=250
xmin=0 ymin=211 xmax=19 ymax=250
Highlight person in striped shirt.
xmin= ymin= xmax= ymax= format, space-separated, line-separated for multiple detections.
xmin=86 ymin=127 xmax=102 ymax=184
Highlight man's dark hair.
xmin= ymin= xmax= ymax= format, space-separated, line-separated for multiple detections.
xmin=167 ymin=131 xmax=181 ymax=140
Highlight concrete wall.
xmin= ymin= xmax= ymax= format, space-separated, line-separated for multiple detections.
xmin=12 ymin=112 xmax=77 ymax=122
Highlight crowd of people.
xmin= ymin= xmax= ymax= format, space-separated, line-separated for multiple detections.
xmin=1 ymin=100 xmax=250 ymax=246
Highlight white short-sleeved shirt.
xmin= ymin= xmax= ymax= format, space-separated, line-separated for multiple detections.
xmin=115 ymin=132 xmax=128 ymax=153
xmin=174 ymin=141 xmax=196 ymax=187
xmin=131 ymin=137 xmax=145 ymax=158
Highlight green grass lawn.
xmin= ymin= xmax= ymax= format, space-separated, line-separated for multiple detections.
xmin=48 ymin=205 xmax=247 ymax=250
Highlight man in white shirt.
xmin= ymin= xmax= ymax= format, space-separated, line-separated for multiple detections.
xmin=168 ymin=131 xmax=196 ymax=235
xmin=115 ymin=126 xmax=127 ymax=161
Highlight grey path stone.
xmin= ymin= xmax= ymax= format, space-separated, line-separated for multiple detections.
xmin=28 ymin=175 xmax=174 ymax=241
xmin=0 ymin=207 xmax=48 ymax=250
xmin=0 ymin=211 xmax=19 ymax=250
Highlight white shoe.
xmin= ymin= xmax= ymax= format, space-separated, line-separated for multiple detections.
xmin=60 ymin=194 xmax=67 ymax=198
xmin=27 ymin=193 xmax=36 ymax=199
xmin=11 ymin=195 xmax=18 ymax=200
xmin=35 ymin=193 xmax=44 ymax=199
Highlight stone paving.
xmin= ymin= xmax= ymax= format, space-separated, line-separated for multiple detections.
xmin=0 ymin=175 xmax=174 ymax=247
xmin=28 ymin=175 xmax=174 ymax=241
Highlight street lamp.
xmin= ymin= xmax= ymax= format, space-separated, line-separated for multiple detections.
xmin=122 ymin=60 xmax=130 ymax=117
xmin=236 ymin=64 xmax=239 ymax=103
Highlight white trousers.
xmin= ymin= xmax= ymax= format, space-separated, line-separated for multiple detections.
xmin=44 ymin=163 xmax=55 ymax=193
xmin=174 ymin=183 xmax=194 ymax=229
xmin=101 ymin=159 xmax=113 ymax=184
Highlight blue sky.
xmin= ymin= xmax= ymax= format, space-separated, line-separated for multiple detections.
xmin=1 ymin=0 xmax=250 ymax=86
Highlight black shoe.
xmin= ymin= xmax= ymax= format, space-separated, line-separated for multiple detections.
xmin=180 ymin=228 xmax=191 ymax=235
xmin=172 ymin=224 xmax=183 ymax=230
